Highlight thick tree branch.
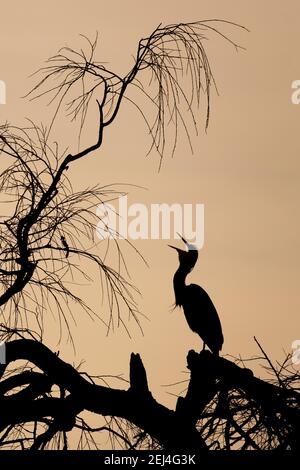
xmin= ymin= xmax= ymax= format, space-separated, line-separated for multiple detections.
xmin=1 ymin=339 xmax=207 ymax=450
xmin=183 ymin=350 xmax=300 ymax=432
xmin=1 ymin=341 xmax=299 ymax=450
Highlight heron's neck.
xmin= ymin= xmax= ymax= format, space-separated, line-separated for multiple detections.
xmin=173 ymin=265 xmax=189 ymax=307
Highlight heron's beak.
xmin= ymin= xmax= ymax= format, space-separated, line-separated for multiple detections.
xmin=168 ymin=245 xmax=185 ymax=254
xmin=168 ymin=245 xmax=179 ymax=251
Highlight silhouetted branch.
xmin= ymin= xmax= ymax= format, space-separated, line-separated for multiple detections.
xmin=0 ymin=121 xmax=143 ymax=339
xmin=129 ymin=353 xmax=150 ymax=395
xmin=27 ymin=21 xmax=247 ymax=165
xmin=190 ymin=351 xmax=300 ymax=450
xmin=0 ymin=339 xmax=207 ymax=450
xmin=0 ymin=339 xmax=298 ymax=450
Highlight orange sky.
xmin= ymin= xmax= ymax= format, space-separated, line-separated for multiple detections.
xmin=1 ymin=0 xmax=300 ymax=409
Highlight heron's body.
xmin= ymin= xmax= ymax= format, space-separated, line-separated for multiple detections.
xmin=171 ymin=238 xmax=224 ymax=355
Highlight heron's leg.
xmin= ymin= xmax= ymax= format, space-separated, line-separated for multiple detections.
xmin=202 ymin=342 xmax=206 ymax=351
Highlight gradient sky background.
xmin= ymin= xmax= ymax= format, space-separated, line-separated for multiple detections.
xmin=1 ymin=0 xmax=300 ymax=409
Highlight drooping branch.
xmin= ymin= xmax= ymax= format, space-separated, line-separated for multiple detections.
xmin=27 ymin=21 xmax=248 ymax=164
xmin=0 ymin=101 xmax=104 ymax=308
xmin=0 ymin=121 xmax=142 ymax=337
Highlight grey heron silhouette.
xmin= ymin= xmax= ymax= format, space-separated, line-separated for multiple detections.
xmin=169 ymin=236 xmax=224 ymax=355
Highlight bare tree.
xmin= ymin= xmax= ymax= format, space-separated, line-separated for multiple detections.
xmin=1 ymin=19 xmax=298 ymax=452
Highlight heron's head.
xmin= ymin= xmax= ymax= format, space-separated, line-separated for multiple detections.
xmin=168 ymin=235 xmax=198 ymax=271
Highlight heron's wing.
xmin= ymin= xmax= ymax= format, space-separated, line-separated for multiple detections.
xmin=183 ymin=283 xmax=224 ymax=351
